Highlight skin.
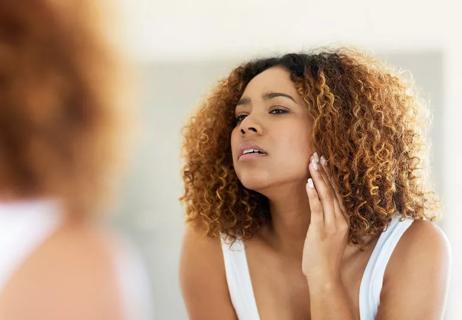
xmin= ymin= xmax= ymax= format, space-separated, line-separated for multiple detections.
xmin=0 ymin=217 xmax=125 ymax=320
xmin=180 ymin=66 xmax=451 ymax=319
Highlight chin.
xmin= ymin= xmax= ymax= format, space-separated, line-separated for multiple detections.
xmin=236 ymin=171 xmax=272 ymax=193
xmin=237 ymin=168 xmax=308 ymax=196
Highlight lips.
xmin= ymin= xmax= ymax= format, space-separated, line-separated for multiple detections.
xmin=238 ymin=144 xmax=268 ymax=160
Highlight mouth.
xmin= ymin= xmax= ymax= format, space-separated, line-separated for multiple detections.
xmin=238 ymin=144 xmax=268 ymax=160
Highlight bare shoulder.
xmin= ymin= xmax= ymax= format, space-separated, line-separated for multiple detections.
xmin=0 ymin=220 xmax=125 ymax=320
xmin=180 ymin=224 xmax=225 ymax=284
xmin=402 ymin=218 xmax=448 ymax=246
xmin=179 ymin=224 xmax=236 ymax=320
xmin=389 ymin=219 xmax=450 ymax=271
xmin=378 ymin=219 xmax=451 ymax=319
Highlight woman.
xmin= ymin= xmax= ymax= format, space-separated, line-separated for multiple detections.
xmin=0 ymin=1 xmax=151 ymax=319
xmin=180 ymin=49 xmax=450 ymax=319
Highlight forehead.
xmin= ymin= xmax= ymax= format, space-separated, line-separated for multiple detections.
xmin=242 ymin=66 xmax=297 ymax=96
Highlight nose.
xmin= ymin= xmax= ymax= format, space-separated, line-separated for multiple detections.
xmin=240 ymin=126 xmax=258 ymax=134
xmin=239 ymin=114 xmax=262 ymax=135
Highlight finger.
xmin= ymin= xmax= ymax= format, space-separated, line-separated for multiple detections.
xmin=318 ymin=155 xmax=342 ymax=215
xmin=317 ymin=155 xmax=338 ymax=204
xmin=319 ymin=156 xmax=343 ymax=206
xmin=314 ymin=154 xmax=341 ymax=229
xmin=320 ymin=155 xmax=348 ymax=225
xmin=305 ymin=177 xmax=323 ymax=228
xmin=309 ymin=152 xmax=335 ymax=227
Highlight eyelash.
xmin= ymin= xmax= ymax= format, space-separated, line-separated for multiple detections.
xmin=269 ymin=108 xmax=288 ymax=115
xmin=235 ymin=114 xmax=247 ymax=123
xmin=234 ymin=107 xmax=288 ymax=124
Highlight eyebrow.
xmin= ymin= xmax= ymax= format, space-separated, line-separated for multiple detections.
xmin=236 ymin=91 xmax=296 ymax=106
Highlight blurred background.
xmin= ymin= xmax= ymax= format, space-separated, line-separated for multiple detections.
xmin=108 ymin=0 xmax=461 ymax=318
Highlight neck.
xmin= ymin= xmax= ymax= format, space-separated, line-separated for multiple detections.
xmin=260 ymin=180 xmax=311 ymax=257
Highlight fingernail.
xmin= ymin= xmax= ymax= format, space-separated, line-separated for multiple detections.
xmin=313 ymin=152 xmax=319 ymax=163
xmin=313 ymin=162 xmax=319 ymax=171
xmin=310 ymin=159 xmax=318 ymax=171
xmin=307 ymin=178 xmax=314 ymax=189
xmin=320 ymin=155 xmax=327 ymax=166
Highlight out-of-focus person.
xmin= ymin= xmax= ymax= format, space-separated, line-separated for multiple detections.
xmin=0 ymin=1 xmax=152 ymax=319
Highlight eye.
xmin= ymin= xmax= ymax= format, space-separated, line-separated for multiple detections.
xmin=269 ymin=107 xmax=288 ymax=115
xmin=235 ymin=113 xmax=248 ymax=124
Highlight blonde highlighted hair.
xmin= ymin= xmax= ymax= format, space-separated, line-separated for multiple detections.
xmin=181 ymin=48 xmax=438 ymax=246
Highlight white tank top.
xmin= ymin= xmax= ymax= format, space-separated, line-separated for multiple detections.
xmin=0 ymin=199 xmax=154 ymax=319
xmin=220 ymin=215 xmax=414 ymax=320
xmin=0 ymin=200 xmax=62 ymax=291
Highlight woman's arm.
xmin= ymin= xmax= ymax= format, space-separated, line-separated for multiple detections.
xmin=304 ymin=152 xmax=355 ymax=319
xmin=376 ymin=220 xmax=450 ymax=320
xmin=308 ymin=276 xmax=356 ymax=319
xmin=179 ymin=225 xmax=237 ymax=320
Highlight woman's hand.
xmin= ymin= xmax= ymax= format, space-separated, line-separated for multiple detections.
xmin=302 ymin=152 xmax=349 ymax=286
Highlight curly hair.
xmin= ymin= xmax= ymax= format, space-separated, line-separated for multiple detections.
xmin=181 ymin=48 xmax=439 ymax=246
xmin=0 ymin=0 xmax=129 ymax=216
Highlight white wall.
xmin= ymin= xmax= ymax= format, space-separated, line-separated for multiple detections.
xmin=113 ymin=1 xmax=462 ymax=318
xmin=118 ymin=0 xmax=454 ymax=60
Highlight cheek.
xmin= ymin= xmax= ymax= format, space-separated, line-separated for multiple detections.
xmin=276 ymin=127 xmax=313 ymax=173
xmin=284 ymin=146 xmax=310 ymax=173
xmin=284 ymin=128 xmax=312 ymax=157
xmin=230 ymin=128 xmax=239 ymax=158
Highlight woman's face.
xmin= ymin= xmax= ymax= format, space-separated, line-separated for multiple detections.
xmin=231 ymin=66 xmax=314 ymax=195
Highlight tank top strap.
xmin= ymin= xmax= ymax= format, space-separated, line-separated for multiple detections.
xmin=359 ymin=215 xmax=414 ymax=319
xmin=0 ymin=200 xmax=62 ymax=292
xmin=220 ymin=234 xmax=260 ymax=320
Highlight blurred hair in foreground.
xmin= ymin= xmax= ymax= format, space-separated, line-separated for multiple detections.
xmin=0 ymin=1 xmax=151 ymax=320
xmin=0 ymin=0 xmax=132 ymax=216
